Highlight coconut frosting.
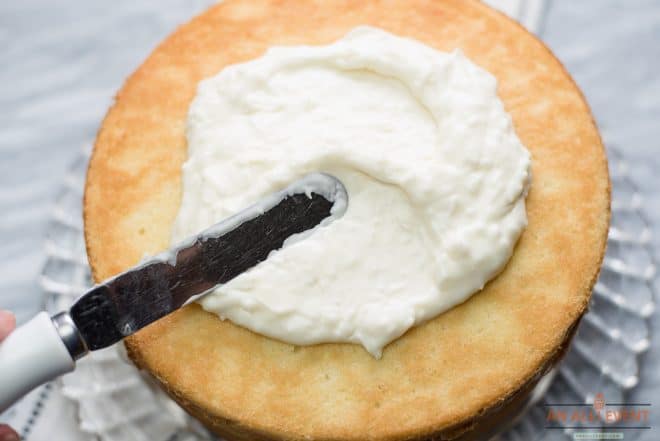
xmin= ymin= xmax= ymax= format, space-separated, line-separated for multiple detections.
xmin=172 ymin=27 xmax=531 ymax=357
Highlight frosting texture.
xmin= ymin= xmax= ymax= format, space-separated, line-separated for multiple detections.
xmin=173 ymin=27 xmax=531 ymax=357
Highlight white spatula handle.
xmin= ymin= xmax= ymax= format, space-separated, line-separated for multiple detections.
xmin=0 ymin=312 xmax=75 ymax=412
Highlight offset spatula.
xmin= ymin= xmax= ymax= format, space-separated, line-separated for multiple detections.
xmin=0 ymin=173 xmax=347 ymax=412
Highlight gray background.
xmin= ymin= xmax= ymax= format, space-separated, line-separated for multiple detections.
xmin=1 ymin=0 xmax=659 ymax=438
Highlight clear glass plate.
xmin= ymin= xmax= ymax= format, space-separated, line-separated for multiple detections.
xmin=39 ymin=146 xmax=655 ymax=441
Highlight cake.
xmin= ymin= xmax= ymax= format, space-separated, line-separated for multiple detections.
xmin=84 ymin=0 xmax=610 ymax=439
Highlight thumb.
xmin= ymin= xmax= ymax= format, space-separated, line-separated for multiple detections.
xmin=0 ymin=424 xmax=20 ymax=441
xmin=0 ymin=310 xmax=16 ymax=341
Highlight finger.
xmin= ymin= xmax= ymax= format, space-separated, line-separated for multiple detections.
xmin=0 ymin=310 xmax=16 ymax=341
xmin=0 ymin=424 xmax=19 ymax=441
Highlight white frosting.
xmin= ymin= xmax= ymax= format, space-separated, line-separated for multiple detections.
xmin=173 ymin=27 xmax=532 ymax=358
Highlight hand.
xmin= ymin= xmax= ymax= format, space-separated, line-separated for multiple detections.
xmin=0 ymin=310 xmax=20 ymax=441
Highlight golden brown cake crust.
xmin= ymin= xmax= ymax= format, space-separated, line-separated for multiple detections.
xmin=84 ymin=1 xmax=610 ymax=440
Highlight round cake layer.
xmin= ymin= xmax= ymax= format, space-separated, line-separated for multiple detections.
xmin=84 ymin=0 xmax=610 ymax=439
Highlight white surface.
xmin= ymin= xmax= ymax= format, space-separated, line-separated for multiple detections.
xmin=0 ymin=312 xmax=74 ymax=413
xmin=182 ymin=26 xmax=531 ymax=357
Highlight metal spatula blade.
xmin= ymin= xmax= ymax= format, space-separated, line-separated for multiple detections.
xmin=0 ymin=173 xmax=347 ymax=412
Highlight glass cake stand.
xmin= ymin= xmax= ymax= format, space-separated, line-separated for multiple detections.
xmin=36 ymin=146 xmax=655 ymax=441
